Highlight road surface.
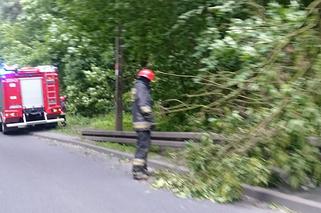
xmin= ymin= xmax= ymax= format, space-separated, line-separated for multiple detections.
xmin=0 ymin=132 xmax=280 ymax=213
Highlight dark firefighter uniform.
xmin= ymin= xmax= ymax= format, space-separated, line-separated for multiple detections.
xmin=132 ymin=69 xmax=155 ymax=180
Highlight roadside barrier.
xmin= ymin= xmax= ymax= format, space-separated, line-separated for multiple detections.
xmin=81 ymin=129 xmax=224 ymax=148
xmin=82 ymin=129 xmax=321 ymax=153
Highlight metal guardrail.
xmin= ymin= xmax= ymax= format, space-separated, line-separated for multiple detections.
xmin=81 ymin=129 xmax=321 ymax=150
xmin=81 ymin=129 xmax=224 ymax=148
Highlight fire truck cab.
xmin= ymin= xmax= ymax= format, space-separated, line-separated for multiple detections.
xmin=0 ymin=65 xmax=65 ymax=134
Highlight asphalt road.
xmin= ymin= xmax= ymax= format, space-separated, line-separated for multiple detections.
xmin=0 ymin=132 xmax=280 ymax=213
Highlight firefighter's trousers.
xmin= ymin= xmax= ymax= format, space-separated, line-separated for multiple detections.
xmin=132 ymin=130 xmax=151 ymax=173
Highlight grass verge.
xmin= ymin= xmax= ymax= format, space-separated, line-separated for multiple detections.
xmin=55 ymin=112 xmax=133 ymax=135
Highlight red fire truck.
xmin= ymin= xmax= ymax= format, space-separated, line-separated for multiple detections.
xmin=0 ymin=65 xmax=66 ymax=134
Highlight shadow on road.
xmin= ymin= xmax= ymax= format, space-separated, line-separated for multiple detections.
xmin=2 ymin=125 xmax=56 ymax=136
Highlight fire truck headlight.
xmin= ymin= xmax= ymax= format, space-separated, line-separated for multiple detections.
xmin=4 ymin=113 xmax=17 ymax=117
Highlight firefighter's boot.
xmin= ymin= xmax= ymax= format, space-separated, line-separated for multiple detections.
xmin=143 ymin=163 xmax=152 ymax=176
xmin=132 ymin=159 xmax=149 ymax=180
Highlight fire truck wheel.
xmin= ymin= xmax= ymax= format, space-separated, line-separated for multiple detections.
xmin=1 ymin=123 xmax=15 ymax=134
xmin=1 ymin=123 xmax=9 ymax=134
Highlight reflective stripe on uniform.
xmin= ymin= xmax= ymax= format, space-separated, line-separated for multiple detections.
xmin=133 ymin=121 xmax=152 ymax=129
xmin=133 ymin=158 xmax=145 ymax=166
xmin=140 ymin=106 xmax=152 ymax=114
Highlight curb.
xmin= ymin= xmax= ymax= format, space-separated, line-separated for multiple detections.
xmin=243 ymin=185 xmax=321 ymax=213
xmin=31 ymin=131 xmax=188 ymax=173
xmin=32 ymin=131 xmax=321 ymax=213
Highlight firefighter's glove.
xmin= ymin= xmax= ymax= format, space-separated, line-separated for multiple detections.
xmin=140 ymin=106 xmax=152 ymax=115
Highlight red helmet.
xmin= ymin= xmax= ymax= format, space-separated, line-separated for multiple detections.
xmin=137 ymin=69 xmax=155 ymax=81
xmin=60 ymin=96 xmax=67 ymax=101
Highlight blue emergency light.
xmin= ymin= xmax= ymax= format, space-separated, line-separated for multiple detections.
xmin=0 ymin=63 xmax=18 ymax=76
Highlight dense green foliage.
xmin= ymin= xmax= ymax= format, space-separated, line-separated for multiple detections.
xmin=1 ymin=0 xmax=321 ymax=202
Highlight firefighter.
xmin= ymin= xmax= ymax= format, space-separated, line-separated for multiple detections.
xmin=60 ymin=96 xmax=67 ymax=113
xmin=132 ymin=68 xmax=155 ymax=180
xmin=60 ymin=96 xmax=67 ymax=126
